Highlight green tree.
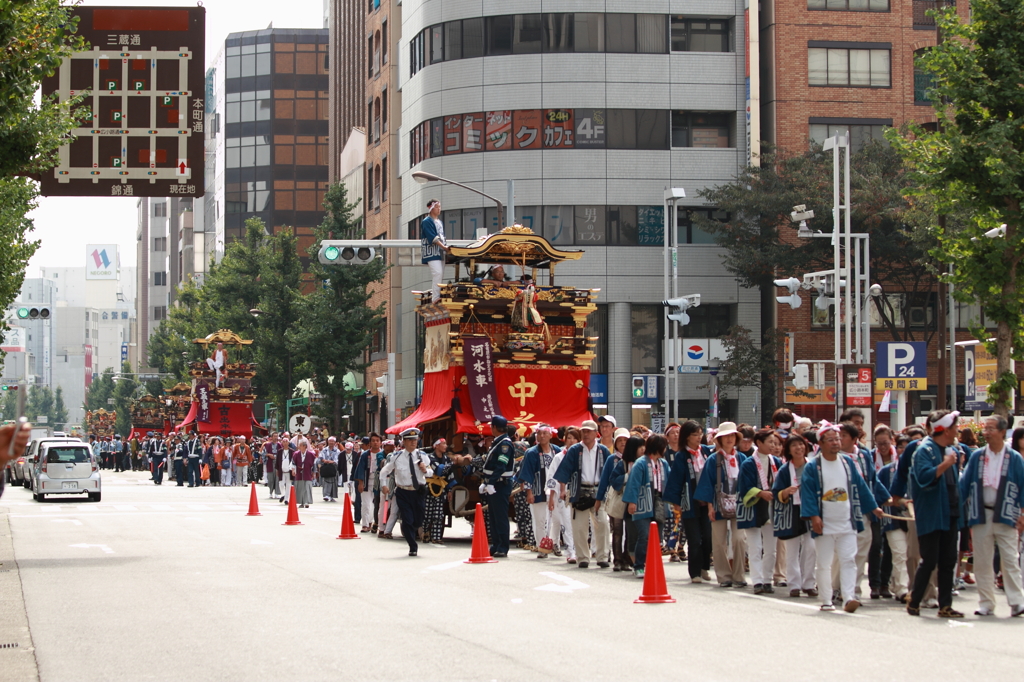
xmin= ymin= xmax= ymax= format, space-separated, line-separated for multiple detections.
xmin=714 ymin=326 xmax=786 ymax=426
xmin=83 ymin=367 xmax=115 ymax=412
xmin=112 ymin=361 xmax=138 ymax=435
xmin=52 ymin=385 xmax=68 ymax=429
xmin=1 ymin=386 xmax=17 ymax=421
xmin=26 ymin=385 xmax=52 ymax=424
xmin=693 ymin=143 xmax=943 ymax=342
xmin=250 ymin=226 xmax=302 ymax=409
xmin=148 ymin=276 xmax=211 ymax=383
xmin=0 ymin=1 xmax=88 ymax=359
xmin=888 ymin=0 xmax=1024 ymax=416
xmin=289 ymin=183 xmax=385 ymax=432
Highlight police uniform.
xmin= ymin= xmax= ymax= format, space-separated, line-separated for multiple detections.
xmin=482 ymin=417 xmax=516 ymax=557
xmin=172 ymin=436 xmax=186 ymax=485
xmin=378 ymin=428 xmax=433 ymax=556
xmin=148 ymin=435 xmax=167 ymax=485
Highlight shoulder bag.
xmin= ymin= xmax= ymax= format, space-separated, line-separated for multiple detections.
xmin=715 ymin=455 xmax=737 ymax=520
xmin=603 ymin=463 xmax=627 ymax=519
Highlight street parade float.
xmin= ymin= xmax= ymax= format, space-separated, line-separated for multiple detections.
xmin=85 ymin=408 xmax=117 ymax=438
xmin=174 ymin=329 xmax=265 ymax=438
xmin=128 ymin=395 xmax=168 ymax=440
xmin=386 ymin=225 xmax=598 ymax=518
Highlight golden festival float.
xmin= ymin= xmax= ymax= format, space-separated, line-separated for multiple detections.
xmin=127 ymin=394 xmax=169 ymax=440
xmin=173 ymin=329 xmax=265 ymax=438
xmin=85 ymin=408 xmax=117 ymax=438
xmin=386 ymin=225 xmax=599 ymax=519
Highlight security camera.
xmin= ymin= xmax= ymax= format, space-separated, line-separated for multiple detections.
xmin=662 ymin=294 xmax=701 ymax=325
xmin=790 ymin=206 xmax=815 ymax=223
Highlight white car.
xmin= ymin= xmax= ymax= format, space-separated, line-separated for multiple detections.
xmin=31 ymin=441 xmax=101 ymax=502
xmin=25 ymin=437 xmax=82 ymax=490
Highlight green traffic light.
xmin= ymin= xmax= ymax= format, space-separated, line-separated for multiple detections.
xmin=16 ymin=307 xmax=29 ymax=319
xmin=323 ymin=245 xmax=340 ymax=261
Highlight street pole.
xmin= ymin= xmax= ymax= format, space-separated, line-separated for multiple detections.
xmin=663 ymin=188 xmax=686 ymax=422
xmin=709 ymin=360 xmax=720 ymax=428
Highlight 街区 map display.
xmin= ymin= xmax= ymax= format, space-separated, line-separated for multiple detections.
xmin=40 ymin=6 xmax=205 ymax=198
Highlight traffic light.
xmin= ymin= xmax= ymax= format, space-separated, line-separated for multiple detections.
xmin=318 ymin=243 xmax=378 ymax=265
xmin=16 ymin=306 xmax=50 ymax=320
xmin=774 ymin=277 xmax=802 ymax=309
xmin=662 ymin=294 xmax=701 ymax=325
xmin=1 ymin=385 xmax=17 ymax=391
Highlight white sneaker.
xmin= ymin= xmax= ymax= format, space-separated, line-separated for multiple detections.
xmin=691 ymin=576 xmax=703 ymax=584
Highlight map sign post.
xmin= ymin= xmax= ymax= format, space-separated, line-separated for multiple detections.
xmin=40 ymin=6 xmax=205 ymax=198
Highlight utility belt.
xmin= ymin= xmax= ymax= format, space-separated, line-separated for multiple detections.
xmin=398 ymin=484 xmax=418 ymax=491
xmin=573 ymin=484 xmax=598 ymax=511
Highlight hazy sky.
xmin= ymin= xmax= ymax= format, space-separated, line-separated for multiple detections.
xmin=26 ymin=0 xmax=326 ymax=277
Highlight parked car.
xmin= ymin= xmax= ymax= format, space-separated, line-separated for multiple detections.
xmin=31 ymin=441 xmax=101 ymax=502
xmin=5 ymin=446 xmax=31 ymax=486
xmin=25 ymin=437 xmax=85 ymax=491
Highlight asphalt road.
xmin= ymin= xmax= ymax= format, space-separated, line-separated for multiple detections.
xmin=3 ymin=471 xmax=1024 ymax=682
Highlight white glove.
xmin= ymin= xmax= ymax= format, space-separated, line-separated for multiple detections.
xmin=479 ymin=483 xmax=487 ymax=495
xmin=485 ymin=484 xmax=496 ymax=495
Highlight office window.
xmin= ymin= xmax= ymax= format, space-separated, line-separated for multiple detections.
xmin=153 ymin=237 xmax=167 ymax=251
xmin=463 ymin=18 xmax=485 ymax=58
xmin=574 ymin=14 xmax=604 ymax=52
xmin=545 ymin=14 xmax=573 ymax=52
xmin=382 ymin=21 xmax=388 ymax=63
xmin=606 ymin=109 xmax=636 ymax=148
xmin=513 ymin=14 xmax=543 ymax=54
xmin=677 ymin=208 xmax=728 ymax=244
xmin=154 ymin=271 xmax=167 ymax=286
xmin=372 ymin=318 xmax=387 ymax=354
xmin=809 ymin=122 xmax=889 ymax=152
xmin=607 ymin=205 xmax=638 ymax=245
xmin=430 ymin=25 xmax=444 ymax=64
xmin=382 ymin=88 xmax=388 ymax=131
xmin=486 ymin=15 xmax=514 ymax=55
xmin=586 ymin=305 xmax=608 ymax=374
xmin=808 ymin=47 xmax=890 ymax=87
xmin=445 ymin=21 xmax=462 ymax=61
xmin=368 ymin=35 xmax=374 ymax=77
xmin=808 ymin=0 xmax=889 ymax=10
xmin=672 ymin=111 xmax=733 ymax=147
xmin=636 ymin=14 xmax=667 ymax=53
xmin=685 ymin=304 xmax=733 ymax=338
xmin=631 ymin=305 xmax=663 ymax=375
xmin=670 ymin=18 xmax=731 ymax=52
xmin=381 ymin=157 xmax=388 ymax=203
xmin=606 ymin=14 xmax=636 ymax=53
xmin=153 ymin=202 xmax=167 ymax=217
xmin=153 ymin=306 xmax=167 ymax=321
xmin=636 ymin=110 xmax=669 ymax=149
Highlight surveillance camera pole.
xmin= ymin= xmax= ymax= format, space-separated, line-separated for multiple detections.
xmin=664 ymin=188 xmax=686 ymax=422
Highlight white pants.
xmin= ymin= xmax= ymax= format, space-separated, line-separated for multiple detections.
xmin=784 ymin=533 xmax=817 ymax=591
xmin=360 ymin=490 xmax=374 ymax=527
xmin=234 ymin=464 xmax=247 ymax=486
xmin=886 ymin=528 xmax=909 ymax=598
xmin=221 ymin=466 xmax=232 ymax=486
xmin=385 ymin=496 xmax=400 ymax=534
xmin=280 ymin=473 xmax=291 ymax=500
xmin=833 ymin=527 xmax=872 ymax=598
xmin=746 ymin=524 xmax=778 ymax=587
xmin=428 ymin=260 xmax=444 ymax=301
xmin=530 ymin=501 xmax=549 ymax=550
xmin=972 ymin=509 xmax=1024 ymax=611
xmin=815 ymin=531 xmax=858 ymax=606
xmin=571 ymin=504 xmax=610 ymax=563
xmin=549 ymin=499 xmax=575 ymax=558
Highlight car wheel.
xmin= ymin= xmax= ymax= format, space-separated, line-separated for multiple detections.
xmin=33 ymin=491 xmax=43 ymax=502
xmin=88 ymin=491 xmax=101 ymax=502
xmin=23 ymin=477 xmax=30 ymax=488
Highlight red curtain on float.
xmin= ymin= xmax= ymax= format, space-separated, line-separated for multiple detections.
xmin=386 ymin=366 xmax=593 ymax=435
xmin=175 ymin=401 xmax=260 ymax=438
xmin=126 ymin=427 xmax=152 ymax=441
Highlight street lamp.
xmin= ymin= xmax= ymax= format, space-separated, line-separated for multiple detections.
xmin=412 ymin=171 xmax=505 ymax=231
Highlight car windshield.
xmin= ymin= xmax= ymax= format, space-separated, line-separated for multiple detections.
xmin=46 ymin=448 xmax=91 ymax=463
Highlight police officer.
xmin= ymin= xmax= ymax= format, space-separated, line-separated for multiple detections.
xmin=112 ymin=434 xmax=125 ymax=472
xmin=149 ymin=432 xmax=167 ymax=485
xmin=481 ymin=415 xmax=515 ymax=558
xmin=172 ymin=434 xmax=186 ymax=486
xmin=184 ymin=431 xmax=203 ymax=487
xmin=379 ymin=428 xmax=433 ymax=557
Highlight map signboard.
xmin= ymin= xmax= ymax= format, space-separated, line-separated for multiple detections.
xmin=40 ymin=6 xmax=205 ymax=198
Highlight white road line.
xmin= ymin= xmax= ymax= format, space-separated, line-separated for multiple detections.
xmin=535 ymin=572 xmax=589 ymax=593
xmin=69 ymin=543 xmax=114 ymax=554
xmin=52 ymin=519 xmax=83 ymax=526
xmin=187 ymin=504 xmax=210 ymax=510
xmin=729 ymin=590 xmax=870 ymax=618
xmin=423 ymin=559 xmax=467 ymax=572
xmin=149 ymin=505 xmax=173 ymax=511
xmin=113 ymin=505 xmax=137 ymax=511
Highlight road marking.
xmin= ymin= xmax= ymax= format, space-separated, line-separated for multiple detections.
xmin=150 ymin=505 xmax=173 ymax=511
xmin=729 ymin=590 xmax=870 ymax=618
xmin=69 ymin=543 xmax=114 ymax=554
xmin=187 ymin=504 xmax=210 ymax=510
xmin=511 ymin=598 xmax=523 ymax=603
xmin=423 ymin=560 xmax=466 ymax=572
xmin=251 ymin=539 xmax=272 ymax=545
xmin=184 ymin=517 xmax=204 ymax=522
xmin=948 ymin=620 xmax=974 ymax=628
xmin=52 ymin=519 xmax=83 ymax=526
xmin=113 ymin=505 xmax=137 ymax=511
xmin=535 ymin=572 xmax=589 ymax=593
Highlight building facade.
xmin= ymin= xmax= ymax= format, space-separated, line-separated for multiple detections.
xmin=394 ymin=1 xmax=761 ymax=426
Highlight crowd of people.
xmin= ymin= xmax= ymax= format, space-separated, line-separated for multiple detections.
xmin=103 ymin=405 xmax=1024 ymax=617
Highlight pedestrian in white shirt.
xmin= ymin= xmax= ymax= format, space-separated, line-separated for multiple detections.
xmin=379 ymin=428 xmax=433 ymax=556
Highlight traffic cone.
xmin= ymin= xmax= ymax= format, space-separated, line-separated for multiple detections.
xmin=282 ymin=485 xmax=302 ymax=526
xmin=337 ymin=492 xmax=359 ymax=539
xmin=464 ymin=502 xmax=497 ymax=564
xmin=634 ymin=521 xmax=675 ymax=604
xmin=246 ymin=482 xmax=262 ymax=516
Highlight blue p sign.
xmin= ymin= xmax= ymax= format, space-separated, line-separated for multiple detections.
xmin=876 ymin=341 xmax=927 ymax=379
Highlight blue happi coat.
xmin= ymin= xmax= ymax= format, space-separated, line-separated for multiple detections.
xmin=771 ymin=462 xmax=805 ymax=538
xmin=553 ymin=442 xmax=612 ymax=503
xmin=664 ymin=450 xmax=705 ymax=518
xmin=517 ymin=444 xmax=561 ymax=499
xmin=738 ymin=452 xmax=783 ymax=529
xmin=888 ymin=438 xmax=922 ymax=499
xmin=800 ymin=454 xmax=878 ymax=537
xmin=596 ymin=455 xmax=626 ymax=502
xmin=694 ymin=450 xmax=752 ymax=523
xmin=877 ymin=461 xmax=911 ymax=533
xmin=622 ymin=456 xmax=670 ymax=521
xmin=909 ymin=436 xmax=964 ymax=536
xmin=959 ymin=446 xmax=1024 ymax=529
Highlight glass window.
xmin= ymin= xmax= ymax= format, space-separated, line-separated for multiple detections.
xmin=442 ymin=209 xmax=462 ymax=240
xmin=226 ymin=55 xmax=240 ymax=79
xmin=513 ymin=205 xmax=539 ymax=232
xmin=226 ymin=147 xmax=240 ymax=168
xmin=445 ymin=21 xmax=462 ymax=61
xmin=463 ymin=18 xmax=484 ymax=58
xmin=809 ymin=47 xmax=890 ymax=87
xmin=686 ymin=304 xmax=733 ymax=337
xmin=241 ymin=54 xmax=256 ymax=78
xmin=256 ymin=53 xmax=271 ymax=75
xmin=544 ymin=13 xmax=573 ymax=53
xmin=513 ymin=15 xmax=543 ymax=54
xmin=809 ymin=0 xmax=889 ymax=9
xmin=809 ymin=122 xmax=889 ymax=152
xmin=240 ymin=100 xmax=255 ymax=122
xmin=542 ymin=205 xmax=574 ymax=245
xmin=486 ymin=16 xmax=514 ymax=56
xmin=257 ymin=99 xmax=271 ymax=121
xmin=636 ymin=110 xmax=669 ymax=149
xmin=631 ymin=305 xmax=663 ymax=375
xmin=672 ymin=111 xmax=732 ymax=148
xmin=586 ymin=304 xmax=608 ymax=374
xmin=636 ymin=15 xmax=667 ymax=53
xmin=574 ymin=14 xmax=604 ymax=52
xmin=607 ymin=205 xmax=638 ymax=245
xmin=606 ymin=109 xmax=636 ymax=148
xmin=240 ymin=146 xmax=255 ymax=167
xmin=606 ymin=14 xmax=636 ymax=53
xmin=256 ymin=144 xmax=270 ymax=166
xmin=430 ymin=25 xmax=444 ymax=64
xmin=574 ymin=205 xmax=606 ymax=245
xmin=382 ymin=21 xmax=388 ymax=63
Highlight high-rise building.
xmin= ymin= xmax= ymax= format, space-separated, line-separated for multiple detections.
xmin=385 ymin=4 xmax=761 ymax=425
xmin=327 ymin=0 xmax=366 ymax=184
xmin=207 ymin=27 xmax=331 ymax=261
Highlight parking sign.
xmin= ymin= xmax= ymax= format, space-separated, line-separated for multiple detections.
xmin=875 ymin=342 xmax=927 ymax=391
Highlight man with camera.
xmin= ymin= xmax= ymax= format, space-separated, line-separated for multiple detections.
xmin=554 ymin=419 xmax=612 ymax=569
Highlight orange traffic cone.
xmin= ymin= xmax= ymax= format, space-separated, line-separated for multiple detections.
xmin=282 ymin=485 xmax=302 ymax=526
xmin=246 ymin=482 xmax=262 ymax=516
xmin=634 ymin=521 xmax=675 ymax=604
xmin=337 ymin=492 xmax=359 ymax=539
xmin=465 ymin=502 xmax=497 ymax=564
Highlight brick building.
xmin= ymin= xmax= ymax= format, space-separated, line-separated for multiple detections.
xmin=760 ymin=0 xmax=978 ymax=423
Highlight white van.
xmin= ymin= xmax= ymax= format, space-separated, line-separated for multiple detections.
xmin=31 ymin=441 xmax=101 ymax=502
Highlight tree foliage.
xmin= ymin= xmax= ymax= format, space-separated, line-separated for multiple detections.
xmin=289 ymin=183 xmax=385 ymax=432
xmin=694 ymin=142 xmax=945 ymax=343
xmin=112 ymin=361 xmax=138 ymax=434
xmin=714 ymin=326 xmax=785 ymax=426
xmin=887 ymin=0 xmax=1024 ymax=415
